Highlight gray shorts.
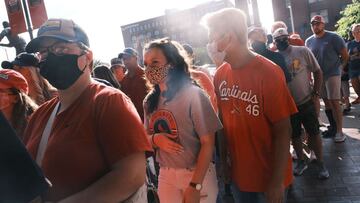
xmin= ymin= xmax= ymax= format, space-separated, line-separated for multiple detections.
xmin=341 ymin=80 xmax=350 ymax=98
xmin=321 ymin=75 xmax=341 ymax=100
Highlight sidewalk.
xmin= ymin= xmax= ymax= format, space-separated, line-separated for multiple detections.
xmin=288 ymin=90 xmax=360 ymax=203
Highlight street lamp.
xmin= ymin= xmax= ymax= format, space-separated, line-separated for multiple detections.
xmin=286 ymin=0 xmax=295 ymax=33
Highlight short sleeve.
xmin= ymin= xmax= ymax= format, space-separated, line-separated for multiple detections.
xmin=95 ymin=92 xmax=152 ymax=166
xmin=304 ymin=47 xmax=321 ymax=72
xmin=190 ymin=88 xmax=223 ymax=137
xmin=333 ymin=34 xmax=346 ymax=54
xmin=263 ymin=67 xmax=297 ymax=123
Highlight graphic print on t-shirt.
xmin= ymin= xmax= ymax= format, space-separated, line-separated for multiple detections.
xmin=218 ymin=80 xmax=260 ymax=117
xmin=149 ymin=109 xmax=179 ymax=143
xmin=290 ymin=58 xmax=301 ymax=78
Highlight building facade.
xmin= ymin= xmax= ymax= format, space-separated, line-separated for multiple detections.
xmin=271 ymin=0 xmax=352 ymax=38
xmin=121 ymin=0 xmax=234 ymax=64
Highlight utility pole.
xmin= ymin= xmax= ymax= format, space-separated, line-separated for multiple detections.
xmin=21 ymin=0 xmax=34 ymax=40
xmin=235 ymin=0 xmax=251 ymax=25
xmin=251 ymin=0 xmax=261 ymax=26
xmin=286 ymin=0 xmax=295 ymax=33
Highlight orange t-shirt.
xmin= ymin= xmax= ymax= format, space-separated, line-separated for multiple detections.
xmin=191 ymin=69 xmax=218 ymax=113
xmin=214 ymin=56 xmax=297 ymax=192
xmin=24 ymin=83 xmax=152 ymax=201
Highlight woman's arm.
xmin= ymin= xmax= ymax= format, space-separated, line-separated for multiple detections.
xmin=183 ymin=134 xmax=215 ymax=203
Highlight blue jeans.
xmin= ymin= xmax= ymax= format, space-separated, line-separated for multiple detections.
xmin=231 ymin=182 xmax=288 ymax=203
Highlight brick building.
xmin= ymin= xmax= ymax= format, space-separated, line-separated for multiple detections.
xmin=271 ymin=0 xmax=352 ymax=38
xmin=121 ymin=0 xmax=234 ymax=63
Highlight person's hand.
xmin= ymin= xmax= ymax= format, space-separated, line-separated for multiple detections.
xmin=183 ymin=186 xmax=200 ymax=203
xmin=265 ymin=183 xmax=285 ymax=203
xmin=154 ymin=133 xmax=184 ymax=154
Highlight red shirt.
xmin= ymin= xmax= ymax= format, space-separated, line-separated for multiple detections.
xmin=24 ymin=83 xmax=152 ymax=201
xmin=214 ymin=56 xmax=297 ymax=192
xmin=120 ymin=67 xmax=148 ymax=121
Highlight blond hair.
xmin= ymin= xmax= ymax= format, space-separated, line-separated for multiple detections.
xmin=352 ymin=23 xmax=360 ymax=32
xmin=201 ymin=8 xmax=248 ymax=44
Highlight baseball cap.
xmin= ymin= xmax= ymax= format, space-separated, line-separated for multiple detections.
xmin=0 ymin=69 xmax=29 ymax=94
xmin=110 ymin=58 xmax=124 ymax=67
xmin=118 ymin=48 xmax=138 ymax=58
xmin=182 ymin=44 xmax=194 ymax=55
xmin=272 ymin=28 xmax=289 ymax=39
xmin=26 ymin=18 xmax=90 ymax=53
xmin=311 ymin=15 xmax=325 ymax=24
xmin=1 ymin=53 xmax=39 ymax=69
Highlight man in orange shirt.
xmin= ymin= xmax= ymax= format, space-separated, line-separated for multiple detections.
xmin=23 ymin=18 xmax=151 ymax=202
xmin=202 ymin=8 xmax=297 ymax=203
xmin=119 ymin=48 xmax=148 ymax=121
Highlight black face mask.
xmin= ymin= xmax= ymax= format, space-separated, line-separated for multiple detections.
xmin=251 ymin=41 xmax=267 ymax=53
xmin=39 ymin=53 xmax=86 ymax=90
xmin=275 ymin=39 xmax=289 ymax=51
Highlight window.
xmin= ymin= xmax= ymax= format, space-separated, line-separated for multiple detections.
xmin=155 ymin=30 xmax=160 ymax=36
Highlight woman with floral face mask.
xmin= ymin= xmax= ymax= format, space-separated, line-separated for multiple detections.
xmin=0 ymin=69 xmax=38 ymax=140
xmin=143 ymin=38 xmax=222 ymax=203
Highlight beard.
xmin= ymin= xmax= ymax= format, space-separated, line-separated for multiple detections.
xmin=312 ymin=25 xmax=324 ymax=35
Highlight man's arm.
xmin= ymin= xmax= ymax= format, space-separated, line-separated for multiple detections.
xmin=276 ymin=53 xmax=292 ymax=83
xmin=265 ymin=117 xmax=292 ymax=202
xmin=339 ymin=47 xmax=349 ymax=70
xmin=312 ymin=68 xmax=323 ymax=95
xmin=59 ymin=152 xmax=146 ymax=203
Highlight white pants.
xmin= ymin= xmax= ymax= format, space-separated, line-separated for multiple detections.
xmin=158 ymin=163 xmax=218 ymax=203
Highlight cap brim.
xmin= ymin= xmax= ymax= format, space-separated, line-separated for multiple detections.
xmin=118 ymin=53 xmax=132 ymax=58
xmin=25 ymin=35 xmax=80 ymax=53
xmin=1 ymin=61 xmax=13 ymax=69
xmin=311 ymin=20 xmax=323 ymax=24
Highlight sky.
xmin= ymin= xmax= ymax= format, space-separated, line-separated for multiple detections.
xmin=0 ymin=0 xmax=274 ymax=63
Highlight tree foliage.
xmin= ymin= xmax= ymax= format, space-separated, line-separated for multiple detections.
xmin=336 ymin=0 xmax=360 ymax=40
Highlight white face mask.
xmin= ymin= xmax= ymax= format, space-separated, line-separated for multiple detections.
xmin=207 ymin=40 xmax=226 ymax=65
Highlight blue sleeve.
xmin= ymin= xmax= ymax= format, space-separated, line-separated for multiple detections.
xmin=333 ymin=34 xmax=346 ymax=54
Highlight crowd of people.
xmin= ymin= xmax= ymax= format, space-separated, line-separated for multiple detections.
xmin=0 ymin=7 xmax=359 ymax=203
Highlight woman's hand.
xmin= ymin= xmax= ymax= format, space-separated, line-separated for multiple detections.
xmin=183 ymin=186 xmax=200 ymax=203
xmin=154 ymin=133 xmax=184 ymax=154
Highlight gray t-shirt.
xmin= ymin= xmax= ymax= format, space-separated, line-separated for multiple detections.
xmin=305 ymin=31 xmax=346 ymax=79
xmin=279 ymin=46 xmax=321 ymax=105
xmin=144 ymin=84 xmax=222 ymax=169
